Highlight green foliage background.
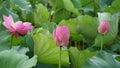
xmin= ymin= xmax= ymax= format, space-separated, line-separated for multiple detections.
xmin=0 ymin=0 xmax=120 ymax=68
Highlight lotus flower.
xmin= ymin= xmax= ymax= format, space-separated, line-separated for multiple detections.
xmin=3 ymin=15 xmax=34 ymax=38
xmin=98 ymin=20 xmax=110 ymax=35
xmin=52 ymin=25 xmax=70 ymax=46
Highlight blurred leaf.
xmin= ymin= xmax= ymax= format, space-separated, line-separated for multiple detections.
xmin=99 ymin=0 xmax=113 ymax=11
xmin=95 ymin=13 xmax=119 ymax=46
xmin=0 ymin=7 xmax=19 ymax=21
xmin=10 ymin=0 xmax=32 ymax=12
xmin=80 ymin=0 xmax=99 ymax=16
xmin=69 ymin=47 xmax=98 ymax=68
xmin=54 ymin=9 xmax=70 ymax=23
xmin=33 ymin=28 xmax=50 ymax=36
xmin=42 ymin=22 xmax=56 ymax=33
xmin=42 ymin=0 xmax=64 ymax=10
xmin=12 ymin=46 xmax=29 ymax=55
xmin=0 ymin=0 xmax=2 ymax=5
xmin=1 ymin=0 xmax=10 ymax=8
xmin=22 ymin=34 xmax=34 ymax=51
xmin=104 ymin=0 xmax=120 ymax=14
xmin=9 ymin=1 xmax=21 ymax=12
xmin=34 ymin=4 xmax=49 ymax=27
xmin=32 ymin=28 xmax=69 ymax=66
xmin=19 ymin=11 xmax=35 ymax=25
xmin=71 ymin=0 xmax=82 ymax=10
xmin=59 ymin=19 xmax=83 ymax=41
xmin=115 ymin=55 xmax=120 ymax=62
xmin=111 ymin=40 xmax=120 ymax=51
xmin=12 ymin=36 xmax=23 ymax=46
xmin=35 ymin=62 xmax=70 ymax=68
xmin=83 ymin=51 xmax=120 ymax=68
xmin=35 ymin=62 xmax=55 ymax=68
xmin=63 ymin=0 xmax=80 ymax=15
xmin=76 ymin=15 xmax=98 ymax=41
xmin=0 ymin=49 xmax=37 ymax=68
xmin=80 ymin=0 xmax=94 ymax=11
xmin=0 ymin=24 xmax=10 ymax=51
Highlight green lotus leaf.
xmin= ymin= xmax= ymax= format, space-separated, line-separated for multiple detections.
xmin=0 ymin=24 xmax=10 ymax=51
xmin=0 ymin=7 xmax=19 ymax=21
xmin=69 ymin=47 xmax=98 ymax=68
xmin=42 ymin=0 xmax=64 ymax=10
xmin=10 ymin=0 xmax=32 ymax=12
xmin=83 ymin=51 xmax=120 ymax=68
xmin=104 ymin=0 xmax=120 ymax=14
xmin=63 ymin=0 xmax=80 ymax=15
xmin=76 ymin=15 xmax=98 ymax=41
xmin=0 ymin=49 xmax=37 ymax=68
xmin=34 ymin=4 xmax=49 ymax=27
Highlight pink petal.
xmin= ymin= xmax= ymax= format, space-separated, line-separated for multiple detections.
xmin=17 ymin=22 xmax=34 ymax=34
xmin=14 ymin=21 xmax=34 ymax=34
xmin=2 ymin=15 xmax=16 ymax=32
xmin=98 ymin=20 xmax=110 ymax=34
xmin=14 ymin=21 xmax=25 ymax=34
xmin=52 ymin=25 xmax=70 ymax=46
xmin=52 ymin=29 xmax=61 ymax=46
xmin=56 ymin=26 xmax=70 ymax=42
xmin=59 ymin=26 xmax=70 ymax=45
xmin=23 ymin=22 xmax=34 ymax=30
xmin=52 ymin=29 xmax=56 ymax=40
xmin=3 ymin=15 xmax=13 ymax=28
xmin=20 ymin=28 xmax=28 ymax=34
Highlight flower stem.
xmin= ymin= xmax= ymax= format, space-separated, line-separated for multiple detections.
xmin=59 ymin=46 xmax=62 ymax=68
xmin=100 ymin=35 xmax=104 ymax=51
xmin=10 ymin=35 xmax=14 ymax=49
xmin=75 ymin=42 xmax=77 ymax=48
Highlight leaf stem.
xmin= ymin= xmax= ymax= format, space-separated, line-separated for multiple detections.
xmin=100 ymin=35 xmax=104 ymax=51
xmin=59 ymin=46 xmax=62 ymax=68
xmin=82 ymin=41 xmax=84 ymax=50
xmin=75 ymin=42 xmax=77 ymax=48
xmin=10 ymin=35 xmax=14 ymax=49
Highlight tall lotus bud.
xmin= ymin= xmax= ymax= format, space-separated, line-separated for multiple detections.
xmin=52 ymin=25 xmax=70 ymax=46
xmin=98 ymin=20 xmax=110 ymax=35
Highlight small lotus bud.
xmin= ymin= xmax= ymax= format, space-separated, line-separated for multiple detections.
xmin=98 ymin=20 xmax=110 ymax=35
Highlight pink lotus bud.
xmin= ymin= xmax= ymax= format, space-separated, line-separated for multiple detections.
xmin=2 ymin=15 xmax=34 ymax=38
xmin=98 ymin=20 xmax=110 ymax=35
xmin=52 ymin=25 xmax=70 ymax=46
